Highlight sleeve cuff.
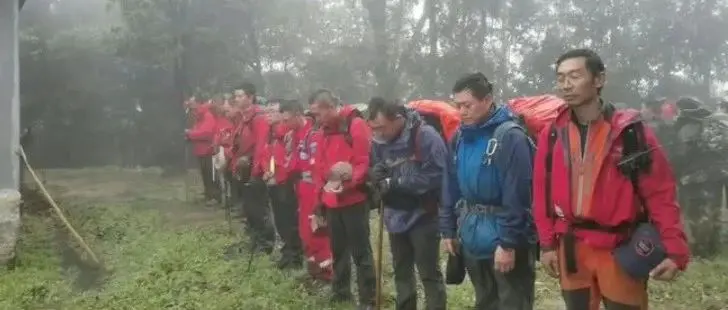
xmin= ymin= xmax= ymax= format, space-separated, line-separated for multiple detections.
xmin=441 ymin=230 xmax=456 ymax=239
xmin=669 ymin=254 xmax=690 ymax=271
xmin=539 ymin=241 xmax=556 ymax=251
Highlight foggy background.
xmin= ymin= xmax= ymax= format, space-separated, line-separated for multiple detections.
xmin=18 ymin=0 xmax=728 ymax=170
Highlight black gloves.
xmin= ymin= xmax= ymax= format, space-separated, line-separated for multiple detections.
xmin=369 ymin=163 xmax=390 ymax=182
xmin=376 ymin=177 xmax=395 ymax=195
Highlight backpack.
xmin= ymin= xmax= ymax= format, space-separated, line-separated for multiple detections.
xmin=506 ymin=95 xmax=566 ymax=139
xmin=406 ymin=100 xmax=460 ymax=143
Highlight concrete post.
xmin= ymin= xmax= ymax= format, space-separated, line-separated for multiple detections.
xmin=0 ymin=0 xmax=22 ymax=266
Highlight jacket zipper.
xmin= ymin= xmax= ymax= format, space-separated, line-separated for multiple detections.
xmin=575 ymin=125 xmax=589 ymax=217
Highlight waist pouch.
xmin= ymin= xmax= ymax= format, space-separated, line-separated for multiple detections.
xmin=382 ymin=189 xmax=438 ymax=213
xmin=563 ymin=220 xmax=666 ymax=279
xmin=613 ymin=222 xmax=667 ymax=279
xmin=445 ymin=253 xmax=466 ymax=285
xmin=457 ymin=201 xmax=501 ymax=260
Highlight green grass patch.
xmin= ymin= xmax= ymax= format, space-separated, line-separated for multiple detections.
xmin=0 ymin=168 xmax=726 ymax=309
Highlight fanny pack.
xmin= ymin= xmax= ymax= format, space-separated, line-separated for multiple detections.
xmin=456 ymin=200 xmax=501 ymax=260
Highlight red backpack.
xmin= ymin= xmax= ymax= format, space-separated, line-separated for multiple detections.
xmin=506 ymin=95 xmax=566 ymax=138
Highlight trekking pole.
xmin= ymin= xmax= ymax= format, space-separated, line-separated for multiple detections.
xmin=246 ymin=237 xmax=259 ymax=273
xmin=375 ymin=200 xmax=385 ymax=310
xmin=222 ymin=172 xmax=233 ymax=235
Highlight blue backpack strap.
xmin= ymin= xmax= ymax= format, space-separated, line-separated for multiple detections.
xmin=449 ymin=128 xmax=462 ymax=164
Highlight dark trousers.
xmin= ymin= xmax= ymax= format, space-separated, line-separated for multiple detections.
xmin=326 ymin=202 xmax=376 ymax=305
xmin=464 ymin=247 xmax=536 ymax=310
xmin=268 ymin=180 xmax=302 ymax=264
xmin=238 ymin=179 xmax=276 ymax=253
xmin=197 ymin=156 xmax=218 ymax=200
xmin=389 ymin=216 xmax=447 ymax=310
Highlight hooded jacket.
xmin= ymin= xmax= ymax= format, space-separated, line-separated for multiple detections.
xmin=186 ymin=104 xmax=217 ymax=156
xmin=371 ymin=109 xmax=448 ymax=233
xmin=440 ymin=105 xmax=537 ymax=250
xmin=263 ymin=122 xmax=294 ymax=184
xmin=313 ymin=105 xmax=372 ymax=208
xmin=231 ymin=105 xmax=270 ymax=177
xmin=532 ymin=105 xmax=690 ymax=269
xmin=288 ymin=118 xmax=316 ymax=182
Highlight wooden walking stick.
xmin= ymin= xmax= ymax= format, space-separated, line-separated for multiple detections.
xmin=18 ymin=146 xmax=101 ymax=265
xmin=375 ymin=199 xmax=385 ymax=310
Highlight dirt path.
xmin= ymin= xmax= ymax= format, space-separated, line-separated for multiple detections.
xmin=42 ymin=168 xmax=223 ymax=228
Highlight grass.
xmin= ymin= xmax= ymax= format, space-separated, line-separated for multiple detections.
xmin=0 ymin=167 xmax=726 ymax=309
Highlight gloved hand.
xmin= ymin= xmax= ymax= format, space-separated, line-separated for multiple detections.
xmin=376 ymin=177 xmax=395 ymax=195
xmin=329 ymin=161 xmax=353 ymax=181
xmin=369 ymin=163 xmax=390 ymax=182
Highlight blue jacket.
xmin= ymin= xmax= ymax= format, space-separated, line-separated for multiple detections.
xmin=439 ymin=105 xmax=536 ymax=249
xmin=371 ymin=110 xmax=448 ymax=233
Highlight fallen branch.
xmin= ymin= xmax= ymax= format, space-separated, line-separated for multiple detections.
xmin=17 ymin=146 xmax=101 ymax=265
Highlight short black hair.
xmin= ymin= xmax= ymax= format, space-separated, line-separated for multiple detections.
xmin=452 ymin=73 xmax=494 ymax=100
xmin=279 ymin=99 xmax=304 ymax=114
xmin=555 ymin=49 xmax=605 ymax=77
xmin=367 ymin=97 xmax=406 ymax=121
xmin=308 ymin=89 xmax=340 ymax=106
xmin=234 ymin=82 xmax=256 ymax=96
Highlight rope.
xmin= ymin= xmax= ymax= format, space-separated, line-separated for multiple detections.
xmin=17 ymin=146 xmax=101 ymax=265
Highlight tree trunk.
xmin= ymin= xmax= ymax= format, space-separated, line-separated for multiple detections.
xmin=424 ymin=0 xmax=438 ymax=97
xmin=242 ymin=0 xmax=265 ymax=93
xmin=363 ymin=0 xmax=397 ymax=99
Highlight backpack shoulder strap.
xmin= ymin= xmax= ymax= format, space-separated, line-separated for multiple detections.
xmin=620 ymin=121 xmax=651 ymax=220
xmin=449 ymin=129 xmax=462 ymax=159
xmin=408 ymin=120 xmax=424 ymax=161
xmin=544 ymin=124 xmax=558 ymax=219
xmin=485 ymin=121 xmax=533 ymax=165
xmin=342 ymin=111 xmax=362 ymax=147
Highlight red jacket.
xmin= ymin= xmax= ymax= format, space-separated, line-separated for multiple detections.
xmin=289 ymin=118 xmax=316 ymax=177
xmin=213 ymin=117 xmax=233 ymax=149
xmin=262 ymin=122 xmax=293 ymax=184
xmin=186 ymin=104 xmax=217 ymax=156
xmin=533 ymin=107 xmax=690 ymax=269
xmin=313 ymin=106 xmax=371 ymax=208
xmin=231 ymin=105 xmax=270 ymax=177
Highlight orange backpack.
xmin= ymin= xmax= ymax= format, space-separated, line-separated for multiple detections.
xmin=406 ymin=100 xmax=461 ymax=143
xmin=506 ymin=95 xmax=566 ymax=138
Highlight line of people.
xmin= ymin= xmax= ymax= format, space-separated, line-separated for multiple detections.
xmin=183 ymin=49 xmax=691 ymax=310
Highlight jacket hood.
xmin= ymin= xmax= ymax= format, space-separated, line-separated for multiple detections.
xmin=554 ymin=101 xmax=641 ymax=133
xmin=322 ymin=104 xmax=363 ymax=132
xmin=273 ymin=123 xmax=289 ymax=139
xmin=373 ymin=108 xmax=422 ymax=145
xmin=459 ymin=105 xmax=515 ymax=141
xmin=338 ymin=104 xmax=361 ymax=118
